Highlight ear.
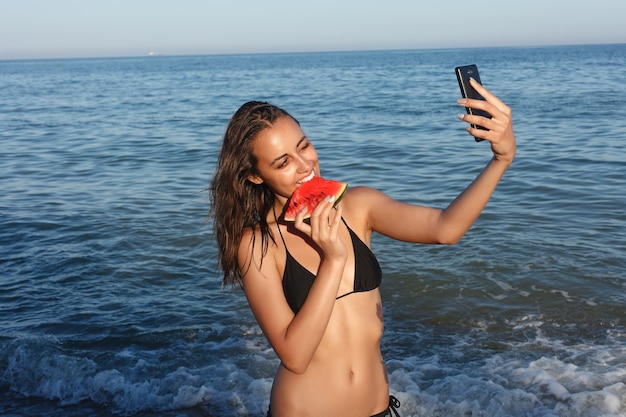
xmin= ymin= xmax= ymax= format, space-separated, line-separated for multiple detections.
xmin=247 ymin=173 xmax=264 ymax=185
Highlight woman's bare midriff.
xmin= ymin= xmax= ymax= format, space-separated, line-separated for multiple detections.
xmin=269 ymin=291 xmax=389 ymax=417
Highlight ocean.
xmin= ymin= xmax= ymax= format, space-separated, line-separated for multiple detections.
xmin=1 ymin=44 xmax=625 ymax=416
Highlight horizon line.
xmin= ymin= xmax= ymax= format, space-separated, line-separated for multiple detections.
xmin=1 ymin=41 xmax=624 ymax=63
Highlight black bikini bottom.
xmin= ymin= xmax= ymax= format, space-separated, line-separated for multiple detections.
xmin=267 ymin=395 xmax=400 ymax=417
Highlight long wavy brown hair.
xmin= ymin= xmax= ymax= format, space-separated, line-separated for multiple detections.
xmin=209 ymin=101 xmax=297 ymax=287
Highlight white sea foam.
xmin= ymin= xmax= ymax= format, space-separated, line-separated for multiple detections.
xmin=5 ymin=316 xmax=626 ymax=417
xmin=2 ymin=336 xmax=275 ymax=416
xmin=384 ymin=357 xmax=626 ymax=416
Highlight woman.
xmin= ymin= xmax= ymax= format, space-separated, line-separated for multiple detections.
xmin=210 ymin=78 xmax=516 ymax=417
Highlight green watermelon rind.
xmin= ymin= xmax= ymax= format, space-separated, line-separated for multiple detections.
xmin=283 ymin=178 xmax=348 ymax=222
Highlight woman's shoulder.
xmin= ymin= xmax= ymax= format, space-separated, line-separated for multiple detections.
xmin=342 ymin=185 xmax=391 ymax=214
xmin=239 ymin=224 xmax=274 ymax=256
xmin=341 ymin=185 xmax=391 ymax=234
xmin=238 ymin=224 xmax=280 ymax=268
xmin=238 ymin=223 xmax=284 ymax=293
xmin=343 ymin=185 xmax=383 ymax=200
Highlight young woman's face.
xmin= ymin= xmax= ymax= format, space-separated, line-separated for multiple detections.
xmin=249 ymin=116 xmax=320 ymax=205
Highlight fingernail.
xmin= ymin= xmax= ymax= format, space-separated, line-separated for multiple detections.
xmin=329 ymin=195 xmax=336 ymax=203
xmin=457 ymin=99 xmax=467 ymax=105
xmin=457 ymin=114 xmax=465 ymax=120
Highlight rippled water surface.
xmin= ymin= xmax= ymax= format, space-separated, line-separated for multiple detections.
xmin=1 ymin=44 xmax=626 ymax=416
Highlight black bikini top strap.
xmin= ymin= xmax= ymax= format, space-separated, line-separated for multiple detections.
xmin=272 ymin=206 xmax=288 ymax=248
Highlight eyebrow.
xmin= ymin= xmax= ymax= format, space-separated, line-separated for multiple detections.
xmin=270 ymin=136 xmax=308 ymax=166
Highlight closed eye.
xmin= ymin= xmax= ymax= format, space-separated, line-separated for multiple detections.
xmin=277 ymin=158 xmax=289 ymax=168
xmin=298 ymin=138 xmax=312 ymax=153
xmin=271 ymin=137 xmax=311 ymax=169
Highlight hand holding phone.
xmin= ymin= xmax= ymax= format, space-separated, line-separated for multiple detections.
xmin=455 ymin=64 xmax=491 ymax=142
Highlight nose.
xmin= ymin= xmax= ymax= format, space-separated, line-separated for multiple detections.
xmin=296 ymin=155 xmax=313 ymax=173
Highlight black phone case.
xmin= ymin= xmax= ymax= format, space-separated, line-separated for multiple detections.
xmin=455 ymin=65 xmax=491 ymax=141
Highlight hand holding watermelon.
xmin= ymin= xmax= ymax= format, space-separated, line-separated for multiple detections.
xmin=285 ymin=176 xmax=349 ymax=261
xmin=293 ymin=193 xmax=348 ymax=262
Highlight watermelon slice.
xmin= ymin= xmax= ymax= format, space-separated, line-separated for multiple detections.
xmin=283 ymin=176 xmax=348 ymax=222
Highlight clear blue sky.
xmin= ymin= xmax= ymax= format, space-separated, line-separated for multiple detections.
xmin=2 ymin=0 xmax=625 ymax=59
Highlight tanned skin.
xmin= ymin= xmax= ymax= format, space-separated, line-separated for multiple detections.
xmin=239 ymin=79 xmax=516 ymax=417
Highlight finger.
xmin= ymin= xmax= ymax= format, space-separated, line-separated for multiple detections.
xmin=320 ymin=196 xmax=338 ymax=229
xmin=458 ymin=112 xmax=504 ymax=133
xmin=469 ymin=78 xmax=510 ymax=115
xmin=457 ymin=94 xmax=511 ymax=133
xmin=293 ymin=206 xmax=312 ymax=234
xmin=464 ymin=125 xmax=490 ymax=142
xmin=457 ymin=96 xmax=496 ymax=117
xmin=308 ymin=196 xmax=333 ymax=235
xmin=328 ymin=203 xmax=342 ymax=234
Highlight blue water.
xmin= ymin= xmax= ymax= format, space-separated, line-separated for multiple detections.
xmin=1 ymin=44 xmax=625 ymax=417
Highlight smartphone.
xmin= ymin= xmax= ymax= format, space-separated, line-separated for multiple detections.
xmin=455 ymin=64 xmax=491 ymax=141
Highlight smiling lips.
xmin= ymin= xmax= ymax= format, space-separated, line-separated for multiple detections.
xmin=297 ymin=170 xmax=315 ymax=186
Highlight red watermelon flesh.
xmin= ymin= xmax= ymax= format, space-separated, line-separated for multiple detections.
xmin=283 ymin=176 xmax=348 ymax=222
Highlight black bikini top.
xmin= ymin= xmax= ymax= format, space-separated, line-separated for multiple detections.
xmin=275 ymin=218 xmax=382 ymax=314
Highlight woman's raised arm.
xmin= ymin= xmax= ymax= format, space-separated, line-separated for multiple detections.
xmin=361 ymin=79 xmax=516 ymax=244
